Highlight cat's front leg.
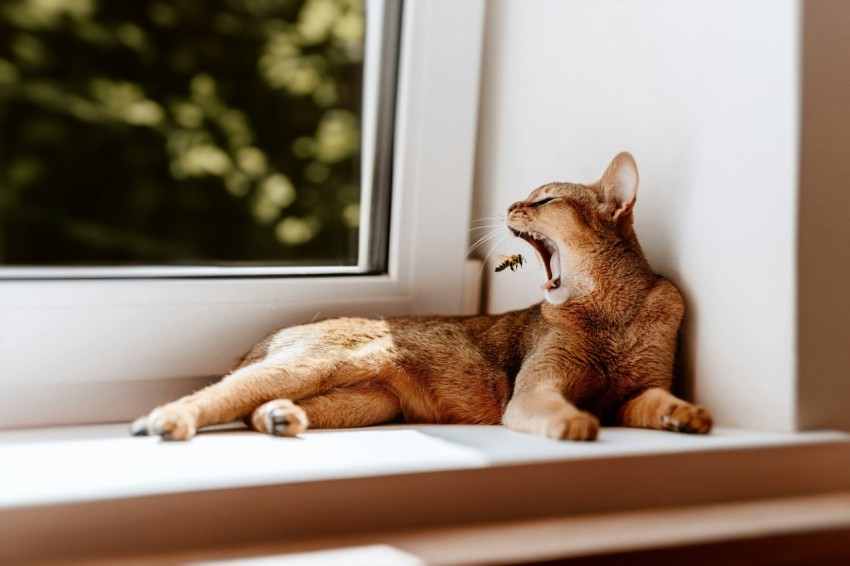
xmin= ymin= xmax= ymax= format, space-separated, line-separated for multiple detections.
xmin=503 ymin=373 xmax=599 ymax=441
xmin=617 ymin=387 xmax=712 ymax=434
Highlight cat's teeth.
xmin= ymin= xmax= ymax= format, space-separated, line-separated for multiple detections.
xmin=540 ymin=277 xmax=561 ymax=291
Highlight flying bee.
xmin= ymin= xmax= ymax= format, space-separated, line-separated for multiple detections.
xmin=495 ymin=254 xmax=526 ymax=273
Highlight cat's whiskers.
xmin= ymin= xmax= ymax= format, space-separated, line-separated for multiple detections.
xmin=476 ymin=233 xmax=510 ymax=282
xmin=466 ymin=215 xmax=507 ymax=254
xmin=467 ymin=211 xmax=514 ymax=282
xmin=469 ymin=218 xmax=505 ymax=230
xmin=467 ymin=224 xmax=505 ymax=234
xmin=469 ymin=215 xmax=505 ymax=224
xmin=466 ymin=223 xmax=504 ymax=231
xmin=466 ymin=225 xmax=504 ymax=236
xmin=466 ymin=215 xmax=509 ymax=257
xmin=478 ymin=204 xmax=507 ymax=218
xmin=466 ymin=229 xmax=507 ymax=257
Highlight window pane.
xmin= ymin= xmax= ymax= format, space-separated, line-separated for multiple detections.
xmin=0 ymin=0 xmax=390 ymax=269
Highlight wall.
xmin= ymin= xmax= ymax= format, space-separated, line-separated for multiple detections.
xmin=472 ymin=0 xmax=801 ymax=431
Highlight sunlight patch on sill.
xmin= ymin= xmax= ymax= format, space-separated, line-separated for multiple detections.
xmin=1 ymin=423 xmax=847 ymax=510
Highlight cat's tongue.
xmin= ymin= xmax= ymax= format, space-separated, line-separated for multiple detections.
xmin=541 ymin=277 xmax=561 ymax=291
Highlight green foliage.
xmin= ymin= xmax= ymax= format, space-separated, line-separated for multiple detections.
xmin=0 ymin=0 xmax=365 ymax=265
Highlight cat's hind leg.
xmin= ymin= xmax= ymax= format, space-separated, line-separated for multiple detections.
xmin=132 ymin=360 xmax=334 ymax=440
xmin=617 ymin=387 xmax=712 ymax=434
xmin=249 ymin=384 xmax=400 ymax=436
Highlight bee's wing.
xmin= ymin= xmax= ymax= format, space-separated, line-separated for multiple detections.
xmin=494 ymin=254 xmax=511 ymax=261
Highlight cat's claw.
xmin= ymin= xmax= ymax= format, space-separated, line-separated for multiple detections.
xmin=130 ymin=416 xmax=149 ymax=436
xmin=661 ymin=404 xmax=712 ymax=434
xmin=252 ymin=399 xmax=309 ymax=437
xmin=266 ymin=410 xmax=291 ymax=436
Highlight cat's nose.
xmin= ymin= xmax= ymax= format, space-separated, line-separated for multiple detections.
xmin=508 ymin=201 xmax=522 ymax=213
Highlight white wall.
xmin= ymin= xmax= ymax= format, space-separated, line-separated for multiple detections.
xmin=472 ymin=0 xmax=801 ymax=431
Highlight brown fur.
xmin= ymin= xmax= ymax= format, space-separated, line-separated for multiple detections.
xmin=131 ymin=152 xmax=712 ymax=441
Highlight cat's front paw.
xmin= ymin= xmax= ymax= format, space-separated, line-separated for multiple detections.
xmin=251 ymin=399 xmax=309 ymax=437
xmin=547 ymin=411 xmax=599 ymax=441
xmin=134 ymin=407 xmax=197 ymax=441
xmin=661 ymin=403 xmax=712 ymax=434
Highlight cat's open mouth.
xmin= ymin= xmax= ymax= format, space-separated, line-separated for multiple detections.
xmin=510 ymin=228 xmax=561 ymax=290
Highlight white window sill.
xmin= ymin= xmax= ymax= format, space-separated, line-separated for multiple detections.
xmin=2 ymin=424 xmax=849 ymax=563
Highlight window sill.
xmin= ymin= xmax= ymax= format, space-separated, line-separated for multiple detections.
xmin=2 ymin=424 xmax=849 ymax=563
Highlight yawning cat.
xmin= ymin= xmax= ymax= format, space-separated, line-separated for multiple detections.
xmin=132 ymin=152 xmax=712 ymax=441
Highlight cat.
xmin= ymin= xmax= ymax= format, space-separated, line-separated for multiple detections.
xmin=131 ymin=152 xmax=712 ymax=442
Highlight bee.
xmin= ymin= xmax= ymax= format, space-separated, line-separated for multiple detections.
xmin=495 ymin=254 xmax=526 ymax=273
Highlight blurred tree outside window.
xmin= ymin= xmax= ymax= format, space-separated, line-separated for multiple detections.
xmin=0 ymin=0 xmax=374 ymax=268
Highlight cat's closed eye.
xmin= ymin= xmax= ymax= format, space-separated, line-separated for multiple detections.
xmin=530 ymin=197 xmax=556 ymax=207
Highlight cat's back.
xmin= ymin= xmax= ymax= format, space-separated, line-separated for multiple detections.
xmin=238 ymin=316 xmax=395 ymax=367
xmin=384 ymin=306 xmax=542 ymax=367
xmin=238 ymin=308 xmax=538 ymax=369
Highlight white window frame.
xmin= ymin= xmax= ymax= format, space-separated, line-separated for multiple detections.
xmin=0 ymin=0 xmax=487 ymax=429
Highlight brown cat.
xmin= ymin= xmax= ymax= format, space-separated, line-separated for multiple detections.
xmin=131 ymin=152 xmax=712 ymax=441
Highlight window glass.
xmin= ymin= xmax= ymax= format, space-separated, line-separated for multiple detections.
xmin=0 ymin=0 xmax=383 ymax=269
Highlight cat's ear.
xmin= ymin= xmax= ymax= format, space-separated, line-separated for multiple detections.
xmin=600 ymin=152 xmax=638 ymax=221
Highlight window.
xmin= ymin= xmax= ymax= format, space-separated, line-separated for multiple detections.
xmin=0 ymin=0 xmax=486 ymax=429
xmin=0 ymin=0 xmax=399 ymax=277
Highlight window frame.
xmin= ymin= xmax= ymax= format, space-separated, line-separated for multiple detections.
xmin=0 ymin=0 xmax=487 ymax=429
xmin=0 ymin=0 xmax=400 ymax=280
